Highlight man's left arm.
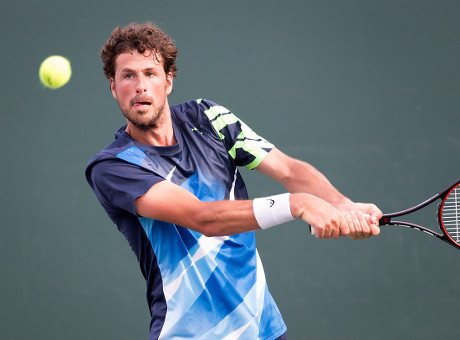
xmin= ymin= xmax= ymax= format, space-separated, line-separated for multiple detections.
xmin=255 ymin=148 xmax=382 ymax=239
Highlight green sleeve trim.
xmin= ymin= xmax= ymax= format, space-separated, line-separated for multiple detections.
xmin=201 ymin=100 xmax=274 ymax=169
xmin=245 ymin=149 xmax=270 ymax=169
xmin=203 ymin=105 xmax=238 ymax=140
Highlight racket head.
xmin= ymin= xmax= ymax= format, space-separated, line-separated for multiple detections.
xmin=439 ymin=180 xmax=460 ymax=248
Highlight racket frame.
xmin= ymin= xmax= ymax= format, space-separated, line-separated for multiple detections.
xmin=378 ymin=179 xmax=460 ymax=250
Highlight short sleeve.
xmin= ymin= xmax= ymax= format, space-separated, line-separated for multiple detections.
xmin=199 ymin=99 xmax=274 ymax=169
xmin=89 ymin=159 xmax=163 ymax=218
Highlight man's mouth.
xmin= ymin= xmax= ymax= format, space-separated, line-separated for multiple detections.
xmin=133 ymin=101 xmax=151 ymax=107
xmin=131 ymin=96 xmax=152 ymax=107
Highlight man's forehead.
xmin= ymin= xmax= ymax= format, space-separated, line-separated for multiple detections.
xmin=115 ymin=50 xmax=163 ymax=70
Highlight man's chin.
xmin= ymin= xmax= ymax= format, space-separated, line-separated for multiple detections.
xmin=122 ymin=105 xmax=165 ymax=131
xmin=134 ymin=123 xmax=157 ymax=131
xmin=126 ymin=115 xmax=161 ymax=131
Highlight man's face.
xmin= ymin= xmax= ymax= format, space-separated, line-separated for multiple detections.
xmin=110 ymin=50 xmax=173 ymax=130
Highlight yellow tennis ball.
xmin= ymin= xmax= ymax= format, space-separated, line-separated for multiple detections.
xmin=39 ymin=56 xmax=72 ymax=89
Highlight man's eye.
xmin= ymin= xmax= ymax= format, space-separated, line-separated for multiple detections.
xmin=124 ymin=74 xmax=134 ymax=79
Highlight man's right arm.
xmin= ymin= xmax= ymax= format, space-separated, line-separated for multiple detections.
xmin=135 ymin=179 xmax=355 ymax=238
xmin=135 ymin=180 xmax=260 ymax=236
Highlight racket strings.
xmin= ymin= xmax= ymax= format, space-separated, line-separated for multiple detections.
xmin=441 ymin=185 xmax=460 ymax=243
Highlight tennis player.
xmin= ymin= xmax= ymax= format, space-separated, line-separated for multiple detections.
xmin=85 ymin=22 xmax=382 ymax=340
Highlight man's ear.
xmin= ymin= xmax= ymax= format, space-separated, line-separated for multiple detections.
xmin=166 ymin=73 xmax=173 ymax=95
xmin=110 ymin=78 xmax=117 ymax=99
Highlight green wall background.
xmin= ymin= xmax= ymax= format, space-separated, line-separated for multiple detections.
xmin=1 ymin=0 xmax=460 ymax=339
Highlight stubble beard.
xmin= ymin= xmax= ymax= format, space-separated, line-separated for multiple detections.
xmin=121 ymin=98 xmax=166 ymax=131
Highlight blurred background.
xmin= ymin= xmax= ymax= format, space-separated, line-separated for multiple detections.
xmin=1 ymin=0 xmax=460 ymax=339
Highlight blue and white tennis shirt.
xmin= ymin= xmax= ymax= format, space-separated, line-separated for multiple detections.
xmin=85 ymin=99 xmax=287 ymax=339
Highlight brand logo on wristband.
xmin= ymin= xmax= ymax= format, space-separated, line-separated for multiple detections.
xmin=267 ymin=199 xmax=275 ymax=207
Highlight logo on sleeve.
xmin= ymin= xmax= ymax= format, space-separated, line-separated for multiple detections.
xmin=191 ymin=127 xmax=203 ymax=135
xmin=267 ymin=199 xmax=275 ymax=207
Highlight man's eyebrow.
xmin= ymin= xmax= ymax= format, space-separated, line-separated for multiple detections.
xmin=119 ymin=67 xmax=158 ymax=73
xmin=119 ymin=67 xmax=134 ymax=73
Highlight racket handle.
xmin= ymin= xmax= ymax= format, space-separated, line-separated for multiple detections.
xmin=309 ymin=214 xmax=372 ymax=236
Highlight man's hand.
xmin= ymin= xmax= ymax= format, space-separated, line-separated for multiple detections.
xmin=290 ymin=193 xmax=350 ymax=239
xmin=338 ymin=203 xmax=382 ymax=240
xmin=290 ymin=194 xmax=382 ymax=240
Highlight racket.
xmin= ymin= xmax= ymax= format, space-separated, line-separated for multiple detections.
xmin=379 ymin=179 xmax=460 ymax=250
xmin=309 ymin=179 xmax=460 ymax=250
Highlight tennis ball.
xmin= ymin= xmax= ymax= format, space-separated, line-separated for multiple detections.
xmin=39 ymin=56 xmax=72 ymax=89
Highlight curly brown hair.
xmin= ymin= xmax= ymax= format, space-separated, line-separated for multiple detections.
xmin=100 ymin=22 xmax=179 ymax=79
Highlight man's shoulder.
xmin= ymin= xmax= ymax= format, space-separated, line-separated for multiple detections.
xmin=170 ymin=99 xmax=221 ymax=123
xmin=85 ymin=127 xmax=135 ymax=183
xmin=171 ymin=99 xmax=219 ymax=111
xmin=89 ymin=135 xmax=131 ymax=164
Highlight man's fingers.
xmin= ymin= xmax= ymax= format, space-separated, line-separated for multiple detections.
xmin=357 ymin=211 xmax=371 ymax=238
xmin=370 ymin=219 xmax=381 ymax=236
xmin=309 ymin=210 xmax=380 ymax=240
xmin=350 ymin=211 xmax=365 ymax=239
xmin=364 ymin=213 xmax=381 ymax=236
xmin=339 ymin=214 xmax=350 ymax=237
xmin=345 ymin=213 xmax=357 ymax=240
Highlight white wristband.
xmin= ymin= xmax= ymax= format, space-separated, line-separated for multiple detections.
xmin=253 ymin=193 xmax=295 ymax=229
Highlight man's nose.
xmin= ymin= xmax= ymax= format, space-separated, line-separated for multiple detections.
xmin=136 ymin=76 xmax=147 ymax=93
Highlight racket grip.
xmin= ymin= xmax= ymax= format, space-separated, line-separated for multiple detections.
xmin=309 ymin=214 xmax=372 ymax=236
